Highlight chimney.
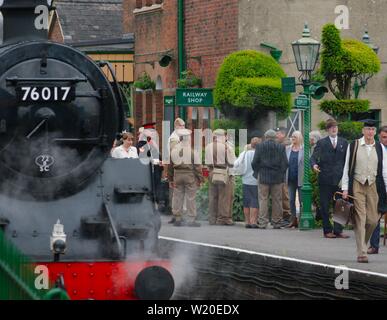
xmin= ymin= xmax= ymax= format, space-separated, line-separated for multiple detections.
xmin=1 ymin=0 xmax=54 ymax=45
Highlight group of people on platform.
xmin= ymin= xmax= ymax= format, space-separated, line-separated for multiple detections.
xmin=111 ymin=117 xmax=387 ymax=263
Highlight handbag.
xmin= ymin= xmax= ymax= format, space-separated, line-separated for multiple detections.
xmin=211 ymin=167 xmax=229 ymax=185
xmin=332 ymin=192 xmax=356 ymax=226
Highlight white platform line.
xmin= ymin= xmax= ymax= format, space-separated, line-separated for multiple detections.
xmin=160 ymin=236 xmax=387 ymax=278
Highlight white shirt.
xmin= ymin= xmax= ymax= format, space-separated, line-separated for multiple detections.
xmin=111 ymin=145 xmax=138 ymax=159
xmin=329 ymin=136 xmax=337 ymax=148
xmin=341 ymin=137 xmax=387 ymax=191
xmin=233 ymin=150 xmax=257 ymax=185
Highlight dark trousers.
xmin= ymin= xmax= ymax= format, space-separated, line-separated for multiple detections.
xmin=370 ymin=220 xmax=381 ymax=249
xmin=319 ymin=184 xmax=344 ymax=235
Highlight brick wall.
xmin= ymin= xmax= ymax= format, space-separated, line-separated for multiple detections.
xmin=125 ymin=0 xmax=239 ymax=140
xmin=124 ymin=0 xmax=178 ymax=138
xmin=123 ymin=0 xmax=136 ymax=33
xmin=185 ymin=0 xmax=239 ymax=88
xmin=184 ymin=0 xmax=239 ymax=129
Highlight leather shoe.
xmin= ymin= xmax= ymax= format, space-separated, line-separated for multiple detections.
xmin=335 ymin=233 xmax=350 ymax=239
xmin=285 ymin=217 xmax=298 ymax=228
xmin=187 ymin=221 xmax=201 ymax=227
xmin=168 ymin=217 xmax=176 ymax=224
xmin=357 ymin=256 xmax=369 ymax=263
xmin=216 ymin=221 xmax=234 ymax=226
xmin=367 ymin=247 xmax=379 ymax=254
xmin=324 ymin=232 xmax=337 ymax=239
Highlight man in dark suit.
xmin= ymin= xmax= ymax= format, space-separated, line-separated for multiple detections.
xmin=310 ymin=119 xmax=349 ymax=238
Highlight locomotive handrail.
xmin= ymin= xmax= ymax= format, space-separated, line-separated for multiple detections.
xmin=102 ymin=202 xmax=124 ymax=258
xmin=6 ymin=76 xmax=88 ymax=85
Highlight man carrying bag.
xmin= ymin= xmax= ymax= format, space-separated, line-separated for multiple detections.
xmin=205 ymin=129 xmax=236 ymax=225
xmin=341 ymin=119 xmax=387 ymax=263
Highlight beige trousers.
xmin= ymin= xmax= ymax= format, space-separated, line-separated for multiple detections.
xmin=352 ymin=180 xmax=380 ymax=257
xmin=208 ymin=173 xmax=233 ymax=224
xmin=172 ymin=172 xmax=198 ymax=222
xmin=258 ymin=183 xmax=283 ymax=227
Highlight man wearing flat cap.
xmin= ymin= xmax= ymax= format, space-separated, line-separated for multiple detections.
xmin=205 ymin=128 xmax=236 ymax=225
xmin=168 ymin=128 xmax=204 ymax=227
xmin=341 ymin=119 xmax=387 ymax=263
xmin=252 ymin=129 xmax=288 ymax=229
xmin=311 ymin=118 xmax=349 ymax=239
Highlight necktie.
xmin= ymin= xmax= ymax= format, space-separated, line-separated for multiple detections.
xmin=332 ymin=139 xmax=336 ymax=149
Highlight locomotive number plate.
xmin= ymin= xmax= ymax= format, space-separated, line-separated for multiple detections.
xmin=16 ymin=86 xmax=76 ymax=103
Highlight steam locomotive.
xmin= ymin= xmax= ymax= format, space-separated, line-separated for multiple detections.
xmin=0 ymin=1 xmax=174 ymax=300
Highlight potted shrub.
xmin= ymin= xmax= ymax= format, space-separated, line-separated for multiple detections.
xmin=176 ymin=70 xmax=202 ymax=88
xmin=134 ymin=72 xmax=156 ymax=90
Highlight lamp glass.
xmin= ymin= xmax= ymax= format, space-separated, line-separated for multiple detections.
xmin=292 ymin=42 xmax=320 ymax=72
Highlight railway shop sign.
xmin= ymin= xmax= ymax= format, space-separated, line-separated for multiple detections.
xmin=176 ymin=88 xmax=213 ymax=107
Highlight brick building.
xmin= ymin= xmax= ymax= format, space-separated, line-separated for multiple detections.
xmin=125 ymin=0 xmax=387 ymax=142
xmin=125 ymin=0 xmax=239 ymax=143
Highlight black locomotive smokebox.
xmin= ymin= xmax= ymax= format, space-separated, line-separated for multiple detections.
xmin=134 ymin=266 xmax=175 ymax=300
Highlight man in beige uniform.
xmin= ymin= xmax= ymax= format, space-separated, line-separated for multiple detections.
xmin=168 ymin=129 xmax=204 ymax=227
xmin=205 ymin=129 xmax=236 ymax=225
xmin=168 ymin=118 xmax=186 ymax=224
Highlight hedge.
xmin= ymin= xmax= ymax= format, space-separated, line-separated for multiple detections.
xmin=228 ymin=78 xmax=291 ymax=115
xmin=321 ymin=24 xmax=380 ymax=99
xmin=214 ymin=50 xmax=290 ymax=116
xmin=321 ymin=24 xmax=380 ymax=76
xmin=211 ymin=118 xmax=245 ymax=131
xmin=338 ymin=121 xmax=364 ymax=141
xmin=319 ymin=99 xmax=370 ymax=116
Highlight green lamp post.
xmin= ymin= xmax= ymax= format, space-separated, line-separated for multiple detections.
xmin=291 ymin=23 xmax=321 ymax=230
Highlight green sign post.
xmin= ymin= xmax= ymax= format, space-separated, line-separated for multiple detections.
xmin=176 ymin=88 xmax=213 ymax=107
xmin=294 ymin=94 xmax=310 ymax=109
xmin=164 ymin=96 xmax=175 ymax=107
xmin=281 ymin=77 xmax=296 ymax=93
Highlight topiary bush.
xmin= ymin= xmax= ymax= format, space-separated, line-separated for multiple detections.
xmin=321 ymin=24 xmax=381 ymax=99
xmin=228 ymin=78 xmax=291 ymax=117
xmin=338 ymin=121 xmax=364 ymax=141
xmin=214 ymin=50 xmax=291 ymax=127
xmin=319 ymin=99 xmax=369 ymax=116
